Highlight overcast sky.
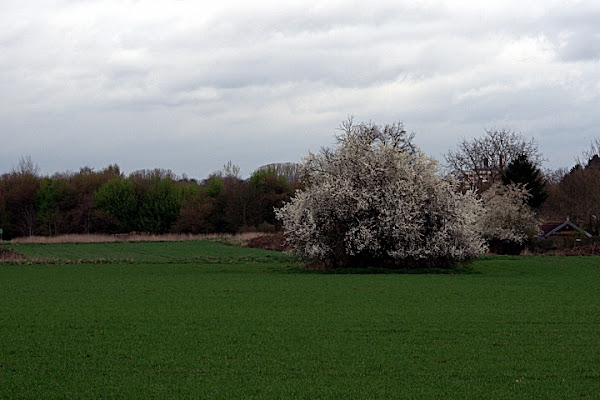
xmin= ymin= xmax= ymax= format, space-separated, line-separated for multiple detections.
xmin=1 ymin=0 xmax=599 ymax=179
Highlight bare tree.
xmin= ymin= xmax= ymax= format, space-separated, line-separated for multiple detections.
xmin=445 ymin=129 xmax=543 ymax=191
xmin=222 ymin=161 xmax=242 ymax=179
xmin=577 ymin=138 xmax=600 ymax=168
xmin=14 ymin=156 xmax=40 ymax=177
xmin=540 ymin=162 xmax=600 ymax=235
xmin=256 ymin=163 xmax=300 ymax=184
xmin=542 ymin=167 xmax=569 ymax=186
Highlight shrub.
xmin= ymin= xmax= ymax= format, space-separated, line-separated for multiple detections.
xmin=479 ymin=183 xmax=540 ymax=254
xmin=276 ymin=119 xmax=486 ymax=269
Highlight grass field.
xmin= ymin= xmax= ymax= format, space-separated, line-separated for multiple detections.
xmin=1 ymin=241 xmax=600 ymax=398
xmin=0 ymin=240 xmax=292 ymax=265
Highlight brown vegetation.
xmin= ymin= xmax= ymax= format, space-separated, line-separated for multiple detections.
xmin=8 ymin=232 xmax=266 ymax=245
xmin=0 ymin=247 xmax=26 ymax=261
xmin=246 ymin=233 xmax=291 ymax=251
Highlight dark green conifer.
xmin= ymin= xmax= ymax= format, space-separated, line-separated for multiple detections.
xmin=502 ymin=154 xmax=547 ymax=209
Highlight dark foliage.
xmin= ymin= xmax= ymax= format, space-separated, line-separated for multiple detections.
xmin=501 ymin=154 xmax=548 ymax=209
xmin=487 ymin=239 xmax=525 ymax=255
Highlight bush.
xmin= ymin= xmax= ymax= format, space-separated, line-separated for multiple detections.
xmin=276 ymin=119 xmax=486 ymax=269
xmin=479 ymin=183 xmax=540 ymax=253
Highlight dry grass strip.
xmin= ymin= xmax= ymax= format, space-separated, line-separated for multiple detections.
xmin=8 ymin=232 xmax=267 ymax=245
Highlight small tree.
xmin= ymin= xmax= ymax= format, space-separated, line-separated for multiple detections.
xmin=0 ymin=157 xmax=41 ymax=238
xmin=94 ymin=177 xmax=138 ymax=233
xmin=138 ymin=177 xmax=182 ymax=234
xmin=276 ymin=119 xmax=486 ymax=269
xmin=37 ymin=177 xmax=71 ymax=236
xmin=479 ymin=183 xmax=540 ymax=254
xmin=249 ymin=168 xmax=292 ymax=229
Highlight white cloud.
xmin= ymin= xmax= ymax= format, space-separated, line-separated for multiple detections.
xmin=1 ymin=0 xmax=599 ymax=177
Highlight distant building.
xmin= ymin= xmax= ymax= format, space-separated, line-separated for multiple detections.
xmin=460 ymin=168 xmax=493 ymax=191
xmin=456 ymin=157 xmax=501 ymax=192
xmin=539 ymin=219 xmax=592 ymax=239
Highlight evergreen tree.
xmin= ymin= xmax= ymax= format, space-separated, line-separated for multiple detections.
xmin=501 ymin=154 xmax=547 ymax=209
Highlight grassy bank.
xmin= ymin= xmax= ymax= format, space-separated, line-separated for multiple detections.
xmin=1 ymin=242 xmax=599 ymax=398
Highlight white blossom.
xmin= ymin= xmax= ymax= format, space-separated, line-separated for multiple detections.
xmin=479 ymin=183 xmax=540 ymax=245
xmin=276 ymin=120 xmax=487 ymax=268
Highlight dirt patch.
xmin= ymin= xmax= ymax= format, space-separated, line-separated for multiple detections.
xmin=0 ymin=248 xmax=27 ymax=261
xmin=246 ymin=233 xmax=291 ymax=252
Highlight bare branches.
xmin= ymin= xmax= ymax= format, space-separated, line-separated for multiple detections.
xmin=222 ymin=161 xmax=242 ymax=179
xmin=444 ymin=129 xmax=543 ymax=190
xmin=336 ymin=117 xmax=416 ymax=154
xmin=14 ymin=156 xmax=40 ymax=177
xmin=577 ymin=138 xmax=600 ymax=167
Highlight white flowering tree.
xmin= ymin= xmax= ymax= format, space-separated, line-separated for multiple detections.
xmin=479 ymin=183 xmax=540 ymax=254
xmin=276 ymin=120 xmax=487 ymax=269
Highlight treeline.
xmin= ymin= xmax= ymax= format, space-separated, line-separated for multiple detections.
xmin=0 ymin=158 xmax=300 ymax=240
xmin=541 ymin=154 xmax=600 ymax=235
xmin=4 ymin=130 xmax=600 ymax=242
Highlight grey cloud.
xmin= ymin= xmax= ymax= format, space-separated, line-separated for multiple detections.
xmin=2 ymin=0 xmax=600 ymax=178
xmin=557 ymin=30 xmax=600 ymax=62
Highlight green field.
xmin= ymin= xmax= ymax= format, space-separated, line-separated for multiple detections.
xmin=1 ymin=241 xmax=599 ymax=398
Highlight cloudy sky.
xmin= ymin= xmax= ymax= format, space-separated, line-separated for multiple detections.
xmin=1 ymin=0 xmax=599 ymax=179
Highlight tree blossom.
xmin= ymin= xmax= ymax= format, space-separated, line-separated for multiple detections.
xmin=276 ymin=120 xmax=487 ymax=268
xmin=479 ymin=183 xmax=540 ymax=245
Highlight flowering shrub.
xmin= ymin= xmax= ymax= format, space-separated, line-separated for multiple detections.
xmin=479 ymin=183 xmax=540 ymax=253
xmin=276 ymin=120 xmax=487 ymax=268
